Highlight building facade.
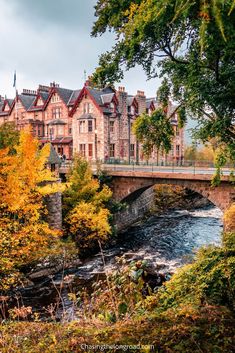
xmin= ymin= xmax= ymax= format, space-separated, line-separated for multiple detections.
xmin=0 ymin=81 xmax=184 ymax=164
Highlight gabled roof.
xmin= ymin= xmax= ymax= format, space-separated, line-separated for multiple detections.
xmin=127 ymin=96 xmax=138 ymax=110
xmin=67 ymin=89 xmax=81 ymax=106
xmin=5 ymin=98 xmax=14 ymax=108
xmin=39 ymin=91 xmax=50 ymax=102
xmin=146 ymin=98 xmax=157 ymax=111
xmin=69 ymin=86 xmax=119 ymax=117
xmin=56 ymin=87 xmax=74 ymax=105
xmin=43 ymin=86 xmax=76 ymax=110
xmin=18 ymin=94 xmax=36 ymax=110
xmin=101 ymin=93 xmax=115 ymax=104
xmin=0 ymin=98 xmax=14 ymax=116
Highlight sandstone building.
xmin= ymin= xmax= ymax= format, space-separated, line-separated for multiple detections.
xmin=0 ymin=81 xmax=184 ymax=164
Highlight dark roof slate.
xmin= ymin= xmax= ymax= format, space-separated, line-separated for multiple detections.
xmin=46 ymin=119 xmax=67 ymax=125
xmin=77 ymin=113 xmax=95 ymax=120
xmin=48 ymin=144 xmax=61 ymax=165
xmin=19 ymin=94 xmax=36 ymax=110
xmin=56 ymin=87 xmax=74 ymax=105
xmin=101 ymin=93 xmax=114 ymax=104
xmin=40 ymin=91 xmax=49 ymax=102
xmin=68 ymin=89 xmax=81 ymax=106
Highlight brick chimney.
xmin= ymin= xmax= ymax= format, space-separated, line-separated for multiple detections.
xmin=135 ymin=90 xmax=146 ymax=114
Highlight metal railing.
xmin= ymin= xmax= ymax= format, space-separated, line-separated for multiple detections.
xmin=59 ymin=159 xmax=234 ymax=176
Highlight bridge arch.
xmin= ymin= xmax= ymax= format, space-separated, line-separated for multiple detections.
xmin=111 ymin=173 xmax=234 ymax=211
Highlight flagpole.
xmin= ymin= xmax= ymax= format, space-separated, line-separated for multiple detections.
xmin=13 ymin=71 xmax=18 ymax=126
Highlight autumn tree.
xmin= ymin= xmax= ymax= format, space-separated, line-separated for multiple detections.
xmin=133 ymin=108 xmax=174 ymax=163
xmin=0 ymin=122 xmax=19 ymax=152
xmin=63 ymin=155 xmax=112 ymax=255
xmin=0 ymin=130 xmax=62 ymax=290
xmin=92 ymin=0 xmax=235 ymax=165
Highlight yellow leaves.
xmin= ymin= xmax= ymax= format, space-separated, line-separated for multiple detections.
xmin=68 ymin=202 xmax=111 ymax=242
xmin=38 ymin=182 xmax=65 ymax=196
xmin=0 ymin=129 xmax=63 ymax=289
xmin=224 ymin=204 xmax=235 ymax=232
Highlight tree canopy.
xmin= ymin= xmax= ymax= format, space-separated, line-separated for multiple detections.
xmin=63 ymin=155 xmax=112 ymax=255
xmin=133 ymin=108 xmax=174 ymax=160
xmin=92 ymin=0 xmax=235 ymax=163
xmin=0 ymin=130 xmax=62 ymax=290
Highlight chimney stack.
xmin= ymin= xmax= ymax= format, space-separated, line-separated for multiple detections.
xmin=135 ymin=89 xmax=146 ymax=114
xmin=118 ymin=86 xmax=125 ymax=92
xmin=137 ymin=90 xmax=145 ymax=97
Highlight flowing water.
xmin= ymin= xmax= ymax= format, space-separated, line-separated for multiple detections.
xmin=8 ymin=205 xmax=223 ymax=320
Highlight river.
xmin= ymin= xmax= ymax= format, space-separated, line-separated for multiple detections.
xmin=9 ymin=205 xmax=223 ymax=320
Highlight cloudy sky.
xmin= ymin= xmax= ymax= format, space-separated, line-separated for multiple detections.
xmin=0 ymin=0 xmax=162 ymax=99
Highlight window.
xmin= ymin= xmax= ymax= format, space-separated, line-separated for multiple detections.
xmin=176 ymin=145 xmax=180 ymax=156
xmin=131 ymin=105 xmax=135 ymax=115
xmin=49 ymin=127 xmax=54 ymax=139
xmin=88 ymin=120 xmax=93 ymax=132
xmin=109 ymin=144 xmax=115 ymax=158
xmin=109 ymin=120 xmax=115 ymax=133
xmin=79 ymin=120 xmax=85 ymax=133
xmin=52 ymin=107 xmax=61 ymax=119
xmin=51 ymin=94 xmax=61 ymax=103
xmin=130 ymin=122 xmax=134 ymax=133
xmin=110 ymin=102 xmax=115 ymax=112
xmin=130 ymin=144 xmax=135 ymax=158
xmin=58 ymin=147 xmax=64 ymax=155
xmin=175 ymin=126 xmax=180 ymax=136
xmin=88 ymin=144 xmax=93 ymax=158
xmin=21 ymin=112 xmax=25 ymax=119
xmin=68 ymin=124 xmax=72 ymax=135
xmin=83 ymin=102 xmax=93 ymax=114
xmin=38 ymin=126 xmax=42 ymax=136
xmin=79 ymin=144 xmax=86 ymax=157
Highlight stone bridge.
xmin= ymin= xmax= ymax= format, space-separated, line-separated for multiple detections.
xmin=109 ymin=171 xmax=235 ymax=211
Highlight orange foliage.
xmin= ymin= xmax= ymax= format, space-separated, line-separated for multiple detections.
xmin=224 ymin=204 xmax=235 ymax=232
xmin=0 ymin=130 xmax=62 ymax=290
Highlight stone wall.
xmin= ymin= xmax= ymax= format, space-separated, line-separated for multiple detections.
xmin=115 ymin=187 xmax=155 ymax=232
xmin=44 ymin=191 xmax=62 ymax=230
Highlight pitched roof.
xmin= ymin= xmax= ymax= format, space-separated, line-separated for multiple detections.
xmin=127 ymin=96 xmax=135 ymax=106
xmin=101 ymin=93 xmax=115 ymax=104
xmin=86 ymin=87 xmax=104 ymax=106
xmin=46 ymin=119 xmax=67 ymax=125
xmin=39 ymin=91 xmax=50 ymax=102
xmin=47 ymin=144 xmax=61 ymax=165
xmin=67 ymin=89 xmax=81 ymax=106
xmin=5 ymin=98 xmax=14 ymax=107
xmin=19 ymin=94 xmax=36 ymax=110
xmin=146 ymin=98 xmax=158 ymax=110
xmin=56 ymin=87 xmax=74 ymax=105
